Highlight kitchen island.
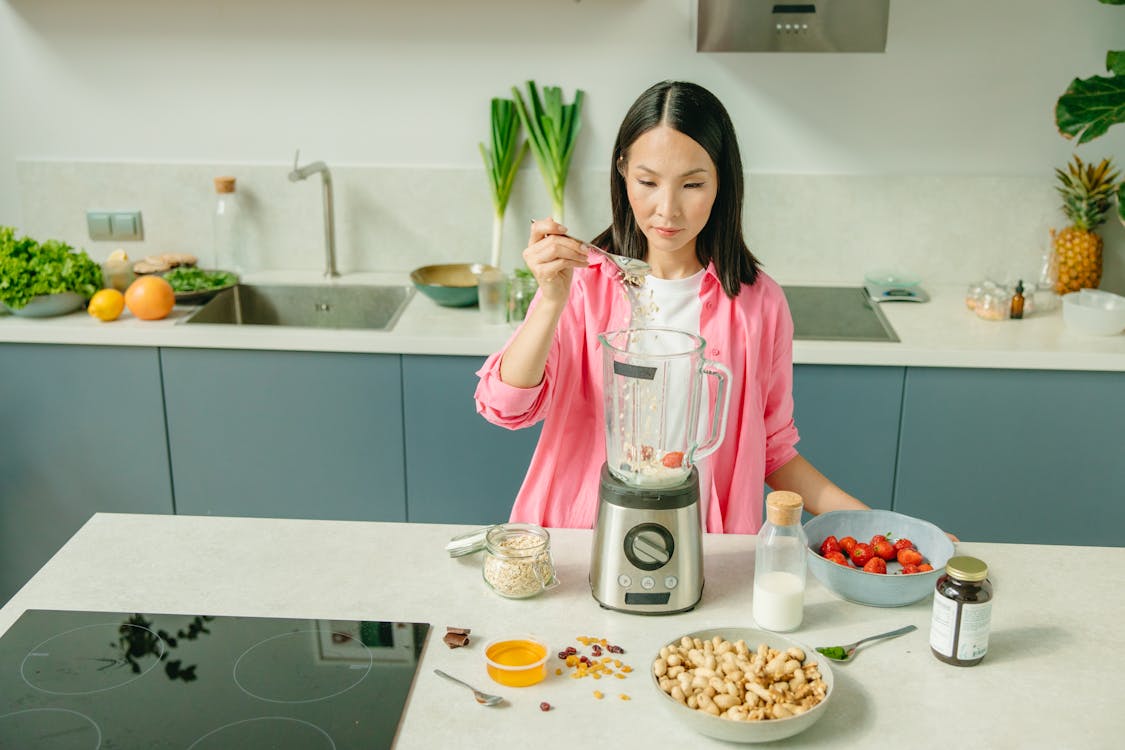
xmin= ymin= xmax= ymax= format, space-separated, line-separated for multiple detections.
xmin=2 ymin=512 xmax=1120 ymax=748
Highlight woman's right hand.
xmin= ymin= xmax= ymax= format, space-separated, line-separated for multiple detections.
xmin=522 ymin=218 xmax=589 ymax=306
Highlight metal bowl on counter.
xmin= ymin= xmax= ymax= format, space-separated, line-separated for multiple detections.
xmin=804 ymin=509 xmax=955 ymax=607
xmin=1 ymin=292 xmax=86 ymax=318
xmin=410 ymin=263 xmax=498 ymax=307
xmin=651 ymin=627 xmax=834 ymax=743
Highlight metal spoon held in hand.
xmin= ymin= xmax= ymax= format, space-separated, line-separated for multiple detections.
xmin=433 ymin=669 xmax=504 ymax=706
xmin=816 ymin=624 xmax=917 ymax=662
xmin=581 ymin=243 xmax=651 ymax=285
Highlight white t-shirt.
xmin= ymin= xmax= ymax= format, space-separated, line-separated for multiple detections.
xmin=641 ymin=269 xmax=713 ymax=506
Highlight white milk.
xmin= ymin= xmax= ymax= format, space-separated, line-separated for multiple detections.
xmin=752 ymin=570 xmax=805 ymax=632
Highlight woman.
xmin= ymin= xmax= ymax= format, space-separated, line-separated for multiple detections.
xmin=474 ymin=80 xmax=870 ymax=533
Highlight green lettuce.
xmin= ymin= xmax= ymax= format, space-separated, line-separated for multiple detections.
xmin=0 ymin=226 xmax=103 ymax=309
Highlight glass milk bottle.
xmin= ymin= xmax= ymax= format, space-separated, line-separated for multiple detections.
xmin=753 ymin=491 xmax=807 ymax=632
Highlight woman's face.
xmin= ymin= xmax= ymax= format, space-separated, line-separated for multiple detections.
xmin=621 ymin=125 xmax=718 ymax=269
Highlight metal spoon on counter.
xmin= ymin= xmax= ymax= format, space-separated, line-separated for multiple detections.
xmin=816 ymin=624 xmax=917 ymax=663
xmin=433 ymin=669 xmax=504 ymax=706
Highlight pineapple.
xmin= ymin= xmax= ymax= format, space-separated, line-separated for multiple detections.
xmin=1051 ymin=156 xmax=1119 ymax=294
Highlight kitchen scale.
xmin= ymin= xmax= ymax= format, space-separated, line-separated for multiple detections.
xmin=589 ymin=328 xmax=732 ymax=615
xmin=0 ymin=609 xmax=429 ymax=749
xmin=864 ymin=271 xmax=929 ymax=303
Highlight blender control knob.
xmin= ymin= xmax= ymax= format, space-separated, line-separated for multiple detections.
xmin=623 ymin=523 xmax=675 ymax=571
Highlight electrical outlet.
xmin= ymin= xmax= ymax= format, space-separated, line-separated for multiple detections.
xmin=87 ymin=210 xmax=144 ymax=241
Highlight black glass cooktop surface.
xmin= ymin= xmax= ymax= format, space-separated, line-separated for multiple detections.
xmin=0 ymin=610 xmax=429 ymax=749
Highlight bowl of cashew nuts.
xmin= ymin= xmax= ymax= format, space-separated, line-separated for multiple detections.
xmin=650 ymin=627 xmax=834 ymax=743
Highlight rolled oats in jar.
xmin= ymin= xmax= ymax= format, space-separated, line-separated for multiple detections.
xmin=483 ymin=524 xmax=559 ymax=599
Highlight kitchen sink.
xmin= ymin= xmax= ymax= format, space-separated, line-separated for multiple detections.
xmin=182 ymin=284 xmax=414 ymax=331
xmin=782 ymin=286 xmax=899 ymax=342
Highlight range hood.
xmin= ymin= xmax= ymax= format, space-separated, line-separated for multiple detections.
xmin=697 ymin=0 xmax=890 ymax=53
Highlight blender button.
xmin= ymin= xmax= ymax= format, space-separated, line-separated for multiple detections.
xmin=617 ymin=574 xmax=632 ymax=588
xmin=641 ymin=576 xmax=656 ymax=590
xmin=664 ymin=576 xmax=679 ymax=589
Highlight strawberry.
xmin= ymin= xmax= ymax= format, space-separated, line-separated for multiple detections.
xmin=873 ymin=538 xmax=896 ymax=561
xmin=900 ymin=563 xmax=920 ymax=575
xmin=893 ymin=537 xmax=914 ymax=553
xmin=661 ymin=451 xmax=684 ymax=468
xmin=850 ymin=543 xmax=874 ymax=567
xmin=819 ymin=535 xmax=842 ymax=557
xmin=824 ymin=551 xmax=849 ymax=566
xmin=870 ymin=534 xmax=887 ymax=546
xmin=917 ymin=563 xmax=934 ymax=572
xmin=897 ymin=548 xmax=924 ymax=566
xmin=839 ymin=536 xmax=857 ymax=556
xmin=862 ymin=557 xmax=887 ymax=574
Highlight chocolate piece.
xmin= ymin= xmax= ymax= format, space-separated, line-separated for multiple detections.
xmin=446 ymin=627 xmax=471 ymax=636
xmin=443 ymin=632 xmax=470 ymax=649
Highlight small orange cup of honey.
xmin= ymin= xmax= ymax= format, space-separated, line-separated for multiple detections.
xmin=484 ymin=636 xmax=549 ymax=687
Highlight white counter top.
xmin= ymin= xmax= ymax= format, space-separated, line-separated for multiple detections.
xmin=1 ymin=271 xmax=1123 ymax=371
xmin=2 ymin=512 xmax=1120 ymax=748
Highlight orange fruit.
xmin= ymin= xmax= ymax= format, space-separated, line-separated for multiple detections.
xmin=124 ymin=275 xmax=175 ymax=320
xmin=87 ymin=288 xmax=126 ymax=321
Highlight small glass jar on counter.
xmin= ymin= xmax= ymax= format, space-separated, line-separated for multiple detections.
xmin=930 ymin=555 xmax=993 ymax=666
xmin=446 ymin=523 xmax=558 ymax=599
xmin=507 ymin=272 xmax=538 ymax=328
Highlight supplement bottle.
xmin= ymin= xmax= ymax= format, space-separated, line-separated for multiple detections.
xmin=930 ymin=555 xmax=993 ymax=666
xmin=753 ymin=491 xmax=807 ymax=632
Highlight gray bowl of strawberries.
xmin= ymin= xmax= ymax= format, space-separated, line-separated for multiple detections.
xmin=804 ymin=509 xmax=956 ymax=607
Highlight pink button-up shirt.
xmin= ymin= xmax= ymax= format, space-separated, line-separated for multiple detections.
xmin=474 ymin=254 xmax=800 ymax=534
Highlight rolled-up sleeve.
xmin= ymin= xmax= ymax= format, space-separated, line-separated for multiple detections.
xmin=474 ymin=347 xmax=552 ymax=429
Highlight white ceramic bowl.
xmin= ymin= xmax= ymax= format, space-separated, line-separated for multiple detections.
xmin=651 ymin=627 xmax=833 ymax=744
xmin=804 ymin=509 xmax=955 ymax=607
xmin=1062 ymin=289 xmax=1125 ymax=336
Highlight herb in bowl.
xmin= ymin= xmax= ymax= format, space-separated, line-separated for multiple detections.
xmin=162 ymin=267 xmax=238 ymax=293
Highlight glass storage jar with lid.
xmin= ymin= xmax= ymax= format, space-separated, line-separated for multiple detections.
xmin=446 ymin=523 xmax=559 ymax=599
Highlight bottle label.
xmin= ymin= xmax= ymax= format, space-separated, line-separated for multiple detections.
xmin=930 ymin=591 xmax=992 ymax=660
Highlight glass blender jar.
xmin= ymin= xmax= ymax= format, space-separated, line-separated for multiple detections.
xmin=597 ymin=328 xmax=732 ymax=488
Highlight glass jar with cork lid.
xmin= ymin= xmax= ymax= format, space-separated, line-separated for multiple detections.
xmin=753 ymin=491 xmax=808 ymax=632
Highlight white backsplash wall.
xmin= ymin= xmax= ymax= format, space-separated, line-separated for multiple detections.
xmin=21 ymin=160 xmax=1121 ymax=291
xmin=3 ymin=0 xmax=1124 ymax=290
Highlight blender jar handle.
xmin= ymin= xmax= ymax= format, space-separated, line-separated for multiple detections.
xmin=691 ymin=360 xmax=732 ymax=462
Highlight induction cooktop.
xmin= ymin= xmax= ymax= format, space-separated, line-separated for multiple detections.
xmin=0 ymin=609 xmax=430 ymax=749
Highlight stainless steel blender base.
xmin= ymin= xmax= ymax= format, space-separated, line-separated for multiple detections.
xmin=589 ymin=465 xmax=705 ymax=615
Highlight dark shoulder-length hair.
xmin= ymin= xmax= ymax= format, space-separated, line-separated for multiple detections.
xmin=590 ymin=80 xmax=760 ymax=298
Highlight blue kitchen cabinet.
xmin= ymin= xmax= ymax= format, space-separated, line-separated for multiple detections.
xmin=0 ymin=344 xmax=174 ymax=605
xmin=160 ymin=348 xmax=406 ymax=521
xmin=788 ymin=365 xmax=904 ymax=511
xmin=894 ymin=367 xmax=1125 ymax=545
xmin=402 ymin=355 xmax=540 ymax=524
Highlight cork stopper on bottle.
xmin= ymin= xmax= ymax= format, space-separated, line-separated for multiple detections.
xmin=765 ymin=491 xmax=804 ymax=526
xmin=214 ymin=176 xmax=236 ymax=194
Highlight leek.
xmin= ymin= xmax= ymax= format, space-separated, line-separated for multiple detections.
xmin=479 ymin=97 xmax=528 ymax=268
xmin=512 ymin=81 xmax=585 ymax=224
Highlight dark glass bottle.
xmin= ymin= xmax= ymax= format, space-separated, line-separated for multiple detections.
xmin=1010 ymin=280 xmax=1025 ymax=319
xmin=929 ymin=556 xmax=993 ymax=666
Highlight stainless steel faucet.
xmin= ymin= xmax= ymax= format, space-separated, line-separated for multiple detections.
xmin=288 ymin=149 xmax=340 ymax=279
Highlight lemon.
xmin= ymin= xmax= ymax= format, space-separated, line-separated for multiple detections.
xmin=87 ymin=288 xmax=126 ymax=322
xmin=107 ymin=248 xmax=129 ymax=263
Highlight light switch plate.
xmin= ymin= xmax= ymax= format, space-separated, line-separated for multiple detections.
xmin=87 ymin=212 xmax=112 ymax=240
xmin=87 ymin=210 xmax=144 ymax=241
